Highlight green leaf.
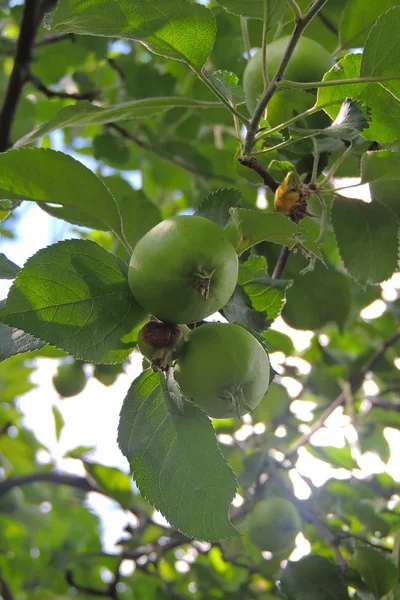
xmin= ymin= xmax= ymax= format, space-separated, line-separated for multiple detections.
xmin=229 ymin=211 xmax=324 ymax=264
xmin=0 ymin=37 xmax=16 ymax=55
xmin=283 ymin=267 xmax=351 ymax=331
xmin=346 ymin=501 xmax=390 ymax=538
xmin=307 ymin=445 xmax=358 ymax=470
xmin=339 ymin=0 xmax=400 ymax=49
xmin=238 ymin=450 xmax=266 ymax=490
xmin=292 ymin=99 xmax=369 ymax=141
xmin=244 ymin=277 xmax=291 ymax=321
xmin=0 ymin=254 xmax=19 ymax=279
xmin=238 ymin=254 xmax=268 ymax=285
xmin=52 ymin=406 xmax=64 ymax=443
xmin=0 ymin=436 xmax=37 ymax=473
xmin=280 ymin=555 xmax=350 ymax=600
xmin=316 ymin=54 xmax=400 ymax=144
xmin=361 ymin=7 xmax=400 ymax=102
xmin=360 ymin=100 xmax=400 ymax=144
xmin=93 ymin=132 xmax=130 ymax=166
xmin=254 ymin=381 xmax=291 ymax=424
xmin=368 ymin=409 xmax=400 ymax=429
xmin=14 ymin=98 xmax=220 ymax=148
xmin=197 ymin=188 xmax=243 ymax=229
xmin=84 ymin=462 xmax=134 ymax=510
xmin=359 ymin=425 xmax=391 ymax=464
xmin=296 ymin=224 xmax=325 ymax=263
xmin=350 ymin=546 xmax=398 ymax=599
xmin=118 ymin=370 xmax=239 ymax=541
xmin=0 ymin=149 xmax=124 ymax=240
xmin=263 ymin=329 xmax=295 ymax=354
xmin=331 ymin=197 xmax=399 ymax=285
xmin=268 ymin=159 xmax=296 ymax=183
xmin=0 ymin=300 xmax=46 ymax=361
xmin=208 ymin=71 xmax=246 ymax=105
xmin=316 ymin=54 xmax=361 ymax=111
xmin=63 ymin=445 xmax=95 ymax=459
xmin=229 ymin=208 xmax=300 ymax=254
xmin=268 ymin=89 xmax=315 ymax=129
xmin=323 ymin=98 xmax=370 ymax=141
xmin=213 ymin=0 xmax=287 ymax=25
xmin=0 ymin=355 xmax=35 ymax=402
xmin=0 ymin=201 xmax=12 ymax=223
xmin=0 ymin=240 xmax=147 ymax=364
xmin=385 ymin=586 xmax=400 ymax=600
xmin=50 ymin=0 xmax=216 ymax=69
xmin=361 ymin=149 xmax=400 ymax=216
xmin=361 ymin=150 xmax=400 ymax=184
xmin=222 ymin=286 xmax=268 ymax=332
xmin=103 ymin=177 xmax=161 ymax=251
xmin=0 ymin=324 xmax=46 ymax=362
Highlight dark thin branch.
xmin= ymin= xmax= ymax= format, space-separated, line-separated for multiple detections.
xmin=242 ymin=0 xmax=329 ymax=158
xmin=66 ymin=570 xmax=118 ymax=599
xmin=284 ymin=328 xmax=400 ymax=459
xmin=317 ymin=11 xmax=338 ymax=36
xmin=28 ymin=74 xmax=98 ymax=101
xmin=370 ymin=399 xmax=400 ymax=410
xmin=119 ymin=536 xmax=189 ymax=561
xmin=107 ymin=58 xmax=126 ymax=81
xmin=336 ymin=532 xmax=392 ymax=554
xmin=74 ymin=534 xmax=191 ymax=565
xmin=272 ymin=246 xmax=291 ymax=279
xmin=0 ymin=571 xmax=15 ymax=600
xmin=0 ymin=0 xmax=41 ymax=151
xmin=0 ymin=471 xmax=152 ymax=528
xmin=216 ymin=542 xmax=262 ymax=575
xmin=0 ymin=472 xmax=102 ymax=497
xmin=239 ymin=3 xmax=330 ymax=273
xmin=108 ymin=558 xmax=123 ymax=600
xmin=71 ymin=551 xmax=123 ymax=561
xmin=68 ymin=538 xmax=209 ymax=600
xmin=238 ymin=156 xmax=279 ymax=192
xmin=285 ymin=392 xmax=346 ymax=458
xmin=150 ymin=534 xmax=191 ymax=556
xmin=351 ymin=329 xmax=400 ymax=390
xmin=310 ymin=512 xmax=347 ymax=567
xmin=35 ymin=33 xmax=75 ymax=47
xmin=110 ymin=124 xmax=241 ymax=185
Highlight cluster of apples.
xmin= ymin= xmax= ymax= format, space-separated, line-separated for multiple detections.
xmin=128 ymin=215 xmax=270 ymax=419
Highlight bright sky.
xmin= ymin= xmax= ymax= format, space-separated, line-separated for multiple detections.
xmin=1 ymin=173 xmax=399 ymax=559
